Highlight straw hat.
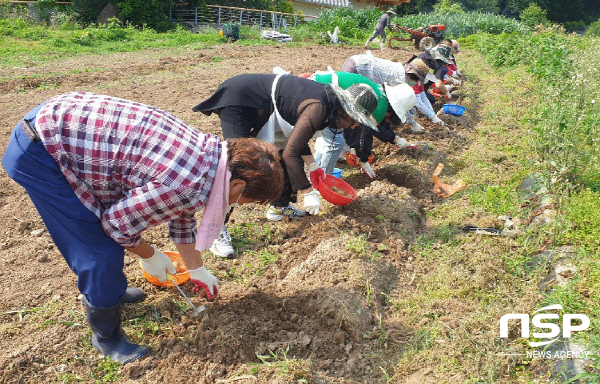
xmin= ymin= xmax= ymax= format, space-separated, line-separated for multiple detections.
xmin=429 ymin=44 xmax=453 ymax=64
xmin=451 ymin=39 xmax=460 ymax=54
xmin=403 ymin=58 xmax=430 ymax=82
xmin=386 ymin=8 xmax=396 ymax=14
xmin=384 ymin=81 xmax=416 ymax=123
xmin=330 ymin=83 xmax=379 ymax=132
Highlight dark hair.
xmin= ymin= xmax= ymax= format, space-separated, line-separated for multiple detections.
xmin=226 ymin=138 xmax=284 ymax=203
xmin=407 ymin=73 xmax=419 ymax=82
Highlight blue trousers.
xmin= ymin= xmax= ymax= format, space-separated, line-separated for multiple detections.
xmin=1 ymin=105 xmax=127 ymax=307
xmin=314 ymin=127 xmax=345 ymax=175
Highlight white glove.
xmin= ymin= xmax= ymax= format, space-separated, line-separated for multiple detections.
xmin=140 ymin=246 xmax=176 ymax=282
xmin=453 ymin=80 xmax=461 ymax=87
xmin=430 ymin=115 xmax=445 ymax=126
xmin=189 ymin=265 xmax=220 ymax=301
xmin=455 ymin=69 xmax=462 ymax=77
xmin=273 ymin=66 xmax=290 ymax=75
xmin=303 ymin=190 xmax=321 ymax=215
xmin=444 ymin=92 xmax=453 ymax=100
xmin=361 ymin=162 xmax=377 ymax=179
xmin=410 ymin=122 xmax=424 ymax=133
xmin=445 ymin=84 xmax=454 ymax=92
xmin=394 ymin=136 xmax=409 ymax=149
xmin=451 ymin=71 xmax=458 ymax=78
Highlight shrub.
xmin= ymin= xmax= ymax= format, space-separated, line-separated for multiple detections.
xmin=564 ymin=20 xmax=586 ymax=33
xmin=116 ymin=0 xmax=174 ymax=32
xmin=586 ymin=18 xmax=600 ymax=37
xmin=519 ymin=3 xmax=549 ymax=28
xmin=433 ymin=0 xmax=465 ymax=15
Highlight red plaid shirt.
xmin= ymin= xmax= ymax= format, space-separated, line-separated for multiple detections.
xmin=35 ymin=92 xmax=221 ymax=248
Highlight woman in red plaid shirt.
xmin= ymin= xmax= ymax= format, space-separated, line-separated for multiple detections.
xmin=1 ymin=92 xmax=284 ymax=364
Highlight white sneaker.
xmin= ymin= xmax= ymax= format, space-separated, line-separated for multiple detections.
xmin=266 ymin=204 xmax=307 ymax=221
xmin=380 ymin=42 xmax=385 ymax=50
xmin=209 ymin=226 xmax=234 ymax=258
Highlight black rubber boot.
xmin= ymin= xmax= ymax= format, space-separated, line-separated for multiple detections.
xmin=82 ymin=296 xmax=148 ymax=364
xmin=119 ymin=287 xmax=145 ymax=304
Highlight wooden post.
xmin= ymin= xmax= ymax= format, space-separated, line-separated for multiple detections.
xmin=218 ymin=7 xmax=221 ymax=27
xmin=259 ymin=12 xmax=262 ymax=28
xmin=239 ymin=10 xmax=243 ymax=24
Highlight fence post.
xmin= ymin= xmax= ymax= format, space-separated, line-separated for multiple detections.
xmin=239 ymin=10 xmax=243 ymax=24
xmin=294 ymin=15 xmax=297 ymax=27
xmin=218 ymin=7 xmax=221 ymax=28
xmin=195 ymin=7 xmax=198 ymax=27
xmin=169 ymin=5 xmax=172 ymax=22
xmin=259 ymin=12 xmax=262 ymax=29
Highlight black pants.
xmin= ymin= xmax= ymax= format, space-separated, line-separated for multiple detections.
xmin=423 ymin=81 xmax=436 ymax=106
xmin=218 ymin=110 xmax=296 ymax=224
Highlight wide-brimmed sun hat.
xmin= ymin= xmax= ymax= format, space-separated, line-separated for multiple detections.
xmin=384 ymin=81 xmax=416 ymax=123
xmin=429 ymin=44 xmax=453 ymax=64
xmin=403 ymin=58 xmax=430 ymax=82
xmin=451 ymin=39 xmax=460 ymax=54
xmin=386 ymin=8 xmax=396 ymax=14
xmin=330 ymin=83 xmax=379 ymax=132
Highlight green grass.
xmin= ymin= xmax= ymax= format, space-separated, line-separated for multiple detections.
xmin=227 ymin=222 xmax=276 ymax=252
xmin=0 ymin=18 xmax=226 ymax=68
xmin=91 ymin=358 xmax=121 ymax=383
xmin=249 ymin=346 xmax=313 ymax=381
xmin=345 ymin=233 xmax=369 ymax=258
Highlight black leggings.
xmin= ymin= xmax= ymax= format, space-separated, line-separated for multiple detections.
xmin=271 ymin=149 xmax=297 ymax=208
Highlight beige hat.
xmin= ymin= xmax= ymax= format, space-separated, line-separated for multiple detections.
xmin=384 ymin=81 xmax=416 ymax=123
xmin=403 ymin=58 xmax=430 ymax=82
xmin=451 ymin=39 xmax=460 ymax=54
xmin=330 ymin=83 xmax=379 ymax=132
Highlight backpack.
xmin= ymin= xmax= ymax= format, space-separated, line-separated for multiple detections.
xmin=222 ymin=23 xmax=240 ymax=42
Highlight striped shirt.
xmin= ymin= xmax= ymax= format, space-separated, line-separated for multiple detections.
xmin=352 ymin=52 xmax=406 ymax=85
xmin=35 ymin=92 xmax=221 ymax=248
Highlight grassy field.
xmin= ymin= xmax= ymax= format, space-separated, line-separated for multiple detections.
xmin=1 ymin=6 xmax=600 ymax=381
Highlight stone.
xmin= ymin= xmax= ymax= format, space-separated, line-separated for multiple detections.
xmin=31 ymin=229 xmax=45 ymax=237
xmin=516 ymin=173 xmax=546 ymax=198
xmin=96 ymin=3 xmax=122 ymax=25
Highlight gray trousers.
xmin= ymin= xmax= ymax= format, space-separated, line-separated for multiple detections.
xmin=366 ymin=27 xmax=386 ymax=44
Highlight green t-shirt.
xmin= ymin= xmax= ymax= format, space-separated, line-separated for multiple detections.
xmin=312 ymin=71 xmax=388 ymax=124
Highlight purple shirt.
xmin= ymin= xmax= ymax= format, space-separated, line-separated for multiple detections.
xmin=35 ymin=92 xmax=221 ymax=248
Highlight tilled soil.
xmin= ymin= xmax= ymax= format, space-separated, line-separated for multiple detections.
xmin=0 ymin=43 xmax=472 ymax=383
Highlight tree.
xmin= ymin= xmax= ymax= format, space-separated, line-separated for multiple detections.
xmin=519 ymin=3 xmax=549 ymax=27
xmin=433 ymin=0 xmax=465 ymax=14
xmin=71 ymin=0 xmax=110 ymax=24
xmin=116 ymin=0 xmax=173 ymax=32
xmin=457 ymin=0 xmax=500 ymax=13
xmin=395 ymin=0 xmax=437 ymax=16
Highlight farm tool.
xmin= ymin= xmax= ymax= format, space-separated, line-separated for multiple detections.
xmin=167 ymin=273 xmax=206 ymax=316
xmin=388 ymin=24 xmax=446 ymax=50
xmin=407 ymin=142 xmax=428 ymax=151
